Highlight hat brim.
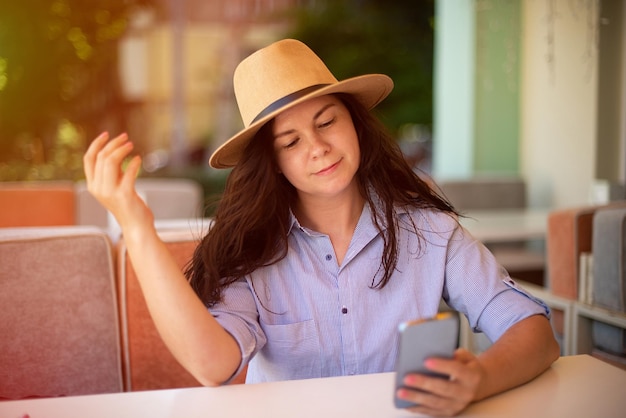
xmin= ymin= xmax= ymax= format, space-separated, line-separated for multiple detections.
xmin=209 ymin=74 xmax=394 ymax=169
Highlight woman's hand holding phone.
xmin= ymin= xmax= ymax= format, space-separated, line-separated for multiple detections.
xmin=394 ymin=312 xmax=484 ymax=416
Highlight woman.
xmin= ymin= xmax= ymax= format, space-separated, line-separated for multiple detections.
xmin=84 ymin=39 xmax=559 ymax=416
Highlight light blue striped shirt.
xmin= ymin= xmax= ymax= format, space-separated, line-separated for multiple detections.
xmin=211 ymin=202 xmax=549 ymax=383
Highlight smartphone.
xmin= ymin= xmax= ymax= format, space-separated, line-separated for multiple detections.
xmin=393 ymin=311 xmax=460 ymax=408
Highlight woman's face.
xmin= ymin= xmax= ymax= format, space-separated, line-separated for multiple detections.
xmin=272 ymin=95 xmax=360 ymax=200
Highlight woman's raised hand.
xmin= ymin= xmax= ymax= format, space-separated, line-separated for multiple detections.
xmin=83 ymin=132 xmax=154 ymax=233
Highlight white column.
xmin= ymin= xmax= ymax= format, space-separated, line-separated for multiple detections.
xmin=432 ymin=0 xmax=476 ymax=181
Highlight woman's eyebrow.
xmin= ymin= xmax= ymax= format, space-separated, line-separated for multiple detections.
xmin=313 ymin=103 xmax=336 ymax=120
xmin=274 ymin=128 xmax=296 ymax=140
xmin=273 ymin=103 xmax=337 ymax=139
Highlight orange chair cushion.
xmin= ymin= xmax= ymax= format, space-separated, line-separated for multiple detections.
xmin=117 ymin=235 xmax=246 ymax=391
xmin=547 ymin=207 xmax=596 ymax=300
xmin=0 ymin=183 xmax=75 ymax=227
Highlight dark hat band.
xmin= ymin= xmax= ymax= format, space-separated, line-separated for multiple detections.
xmin=250 ymin=83 xmax=330 ymax=125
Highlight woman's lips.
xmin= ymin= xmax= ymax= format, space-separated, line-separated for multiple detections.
xmin=315 ymin=160 xmax=340 ymax=175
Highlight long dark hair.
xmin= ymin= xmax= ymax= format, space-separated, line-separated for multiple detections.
xmin=185 ymin=93 xmax=457 ymax=307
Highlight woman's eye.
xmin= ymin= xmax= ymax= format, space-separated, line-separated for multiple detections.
xmin=284 ymin=138 xmax=299 ymax=149
xmin=319 ymin=118 xmax=334 ymax=129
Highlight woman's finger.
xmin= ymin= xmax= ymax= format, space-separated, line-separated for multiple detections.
xmin=121 ymin=155 xmax=142 ymax=192
xmin=99 ymin=132 xmax=129 ymax=156
xmin=83 ymin=132 xmax=109 ymax=183
xmin=99 ymin=137 xmax=134 ymax=194
xmin=423 ymin=348 xmax=474 ymax=383
xmin=95 ymin=133 xmax=130 ymax=181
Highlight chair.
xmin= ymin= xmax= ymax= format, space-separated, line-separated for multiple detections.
xmin=546 ymin=206 xmax=598 ymax=300
xmin=545 ymin=201 xmax=626 ymax=354
xmin=135 ymin=178 xmax=204 ymax=220
xmin=592 ymin=206 xmax=626 ymax=313
xmin=116 ymin=222 xmax=246 ymax=391
xmin=438 ymin=177 xmax=527 ymax=211
xmin=589 ymin=206 xmax=626 ymax=360
xmin=74 ymin=180 xmax=108 ymax=227
xmin=0 ymin=226 xmax=123 ymax=399
xmin=0 ymin=181 xmax=75 ymax=227
xmin=547 ymin=201 xmax=626 ymax=300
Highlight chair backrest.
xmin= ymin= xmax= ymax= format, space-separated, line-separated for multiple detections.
xmin=136 ymin=178 xmax=204 ymax=220
xmin=547 ymin=201 xmax=626 ymax=298
xmin=0 ymin=181 xmax=75 ymax=227
xmin=0 ymin=226 xmax=123 ymax=399
xmin=74 ymin=180 xmax=108 ymax=227
xmin=547 ymin=206 xmax=598 ymax=300
xmin=592 ymin=206 xmax=626 ymax=313
xmin=116 ymin=221 xmax=245 ymax=391
xmin=75 ymin=177 xmax=205 ymax=233
xmin=437 ymin=177 xmax=526 ymax=211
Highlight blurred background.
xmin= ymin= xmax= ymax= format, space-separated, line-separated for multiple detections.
xmin=0 ymin=0 xmax=624 ymax=209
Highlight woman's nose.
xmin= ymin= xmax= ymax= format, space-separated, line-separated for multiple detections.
xmin=309 ymin=133 xmax=330 ymax=158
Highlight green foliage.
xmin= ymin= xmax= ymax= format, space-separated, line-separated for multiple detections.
xmin=0 ymin=0 xmax=158 ymax=180
xmin=0 ymin=0 xmax=434 ymax=181
xmin=286 ymin=0 xmax=435 ymax=136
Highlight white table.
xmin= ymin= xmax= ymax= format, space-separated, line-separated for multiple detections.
xmin=459 ymin=208 xmax=549 ymax=243
xmin=1 ymin=355 xmax=624 ymax=418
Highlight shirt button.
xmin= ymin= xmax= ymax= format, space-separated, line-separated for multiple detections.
xmin=341 ymin=306 xmax=348 ymax=314
xmin=325 ymin=254 xmax=332 ymax=261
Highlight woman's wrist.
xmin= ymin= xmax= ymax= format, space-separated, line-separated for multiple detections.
xmin=119 ymin=215 xmax=157 ymax=245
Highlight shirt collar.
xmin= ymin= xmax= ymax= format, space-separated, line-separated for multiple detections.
xmin=286 ymin=199 xmax=377 ymax=237
xmin=285 ymin=188 xmax=410 ymax=236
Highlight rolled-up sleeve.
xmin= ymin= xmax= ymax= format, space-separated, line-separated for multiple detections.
xmin=443 ymin=225 xmax=551 ymax=343
xmin=210 ymin=278 xmax=266 ymax=382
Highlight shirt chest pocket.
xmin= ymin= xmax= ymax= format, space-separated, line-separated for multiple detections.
xmin=258 ymin=319 xmax=322 ymax=380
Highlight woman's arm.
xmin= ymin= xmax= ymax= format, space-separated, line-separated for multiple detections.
xmin=83 ymin=132 xmax=242 ymax=386
xmin=396 ymin=314 xmax=560 ymax=416
xmin=471 ymin=314 xmax=560 ymax=400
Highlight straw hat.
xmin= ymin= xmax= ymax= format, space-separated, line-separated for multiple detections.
xmin=209 ymin=39 xmax=394 ymax=169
